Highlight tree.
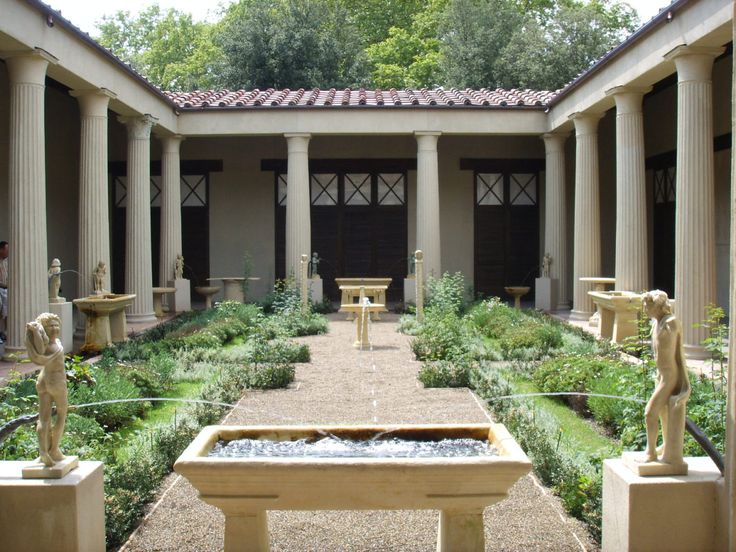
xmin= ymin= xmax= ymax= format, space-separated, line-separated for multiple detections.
xmin=214 ymin=0 xmax=368 ymax=90
xmin=336 ymin=0 xmax=427 ymax=45
xmin=437 ymin=0 xmax=639 ymax=90
xmin=96 ymin=6 xmax=223 ymax=91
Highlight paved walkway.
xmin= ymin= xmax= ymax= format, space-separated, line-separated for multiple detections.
xmin=122 ymin=313 xmax=597 ymax=551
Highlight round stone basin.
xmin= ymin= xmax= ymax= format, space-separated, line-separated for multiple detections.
xmin=72 ymin=293 xmax=136 ymax=315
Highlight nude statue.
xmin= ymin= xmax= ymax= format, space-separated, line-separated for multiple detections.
xmin=541 ymin=253 xmax=552 ymax=278
xmin=93 ymin=260 xmax=107 ymax=295
xmin=25 ymin=313 xmax=68 ymax=467
xmin=175 ymin=254 xmax=184 ymax=280
xmin=48 ymin=258 xmax=62 ymax=303
xmin=640 ymin=290 xmax=691 ymax=466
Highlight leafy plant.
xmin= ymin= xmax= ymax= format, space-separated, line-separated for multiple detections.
xmin=426 ymin=271 xmax=469 ymax=315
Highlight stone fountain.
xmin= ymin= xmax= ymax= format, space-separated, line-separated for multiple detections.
xmin=175 ymin=423 xmax=531 ymax=552
xmin=72 ymin=293 xmax=136 ymax=353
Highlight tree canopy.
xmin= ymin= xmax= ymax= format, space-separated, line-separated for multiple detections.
xmin=94 ymin=0 xmax=639 ymax=92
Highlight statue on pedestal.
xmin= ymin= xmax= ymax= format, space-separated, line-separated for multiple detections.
xmin=309 ymin=252 xmax=320 ymax=279
xmin=541 ymin=253 xmax=552 ymax=278
xmin=93 ymin=261 xmax=107 ymax=295
xmin=48 ymin=258 xmax=63 ymax=303
xmin=25 ymin=313 xmax=69 ymax=467
xmin=626 ymin=290 xmax=691 ymax=475
xmin=175 ymin=254 xmax=184 ymax=280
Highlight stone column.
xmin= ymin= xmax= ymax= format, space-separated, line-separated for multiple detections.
xmin=71 ymin=89 xmax=115 ymax=302
xmin=2 ymin=50 xmax=56 ymax=357
xmin=542 ymin=132 xmax=570 ymax=309
xmin=664 ymin=45 xmax=723 ymax=358
xmin=727 ymin=5 xmax=736 ymax=549
xmin=119 ymin=114 xmax=158 ymax=323
xmin=606 ymin=86 xmax=651 ymax=293
xmin=570 ymin=112 xmax=603 ymax=319
xmin=415 ymin=131 xmax=442 ymax=278
xmin=284 ymin=133 xmax=311 ymax=280
xmin=159 ymin=135 xmax=184 ymax=286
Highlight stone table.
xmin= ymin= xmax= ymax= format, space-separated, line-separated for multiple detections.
xmin=579 ymin=277 xmax=616 ymax=326
xmin=72 ymin=293 xmax=136 ymax=353
xmin=152 ymin=286 xmax=176 ymax=317
xmin=588 ymin=291 xmax=642 ymax=344
xmin=337 ymin=285 xmax=389 ymax=320
xmin=195 ymin=286 xmax=221 ymax=309
xmin=207 ymin=277 xmax=261 ymax=303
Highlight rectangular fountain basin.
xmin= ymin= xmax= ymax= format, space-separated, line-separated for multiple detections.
xmin=175 ymin=423 xmax=530 ymax=551
xmin=176 ymin=423 xmax=530 ymax=511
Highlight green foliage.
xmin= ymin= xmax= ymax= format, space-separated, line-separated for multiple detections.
xmin=97 ymin=5 xmax=223 ymax=90
xmin=248 ymin=363 xmax=296 ymax=389
xmin=70 ymin=367 xmax=146 ymax=431
xmin=418 ymin=359 xmax=473 ymax=388
xmin=397 ymin=314 xmax=421 ymax=335
xmin=498 ymin=320 xmax=563 ymax=360
xmin=260 ymin=280 xmax=328 ymax=337
xmin=466 ymin=297 xmax=521 ymax=339
xmin=214 ymin=0 xmax=368 ymax=89
xmin=426 ymin=271 xmax=469 ymax=315
xmin=411 ymin=308 xmax=469 ymax=361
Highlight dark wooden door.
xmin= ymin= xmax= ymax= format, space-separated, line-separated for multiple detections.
xmin=474 ymin=170 xmax=540 ymax=299
xmin=652 ymin=167 xmax=676 ymax=296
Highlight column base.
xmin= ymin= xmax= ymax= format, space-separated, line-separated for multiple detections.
xmin=569 ymin=309 xmax=593 ymax=321
xmin=126 ymin=312 xmax=157 ymax=324
xmin=2 ymin=346 xmax=27 ymax=361
xmin=683 ymin=343 xmax=710 ymax=360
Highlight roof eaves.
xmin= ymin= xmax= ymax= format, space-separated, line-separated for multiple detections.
xmin=26 ymin=0 xmax=178 ymax=110
xmin=548 ymin=0 xmax=691 ymax=108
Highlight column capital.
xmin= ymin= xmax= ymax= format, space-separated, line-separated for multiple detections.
xmin=159 ymin=134 xmax=185 ymax=153
xmin=541 ymin=132 xmax=569 ymax=152
xmin=415 ymin=131 xmax=441 ymax=150
xmin=118 ymin=114 xmax=157 ymax=140
xmin=284 ymin=133 xmax=311 ymax=153
xmin=3 ymin=48 xmax=58 ymax=86
xmin=70 ymin=88 xmax=116 ymax=117
xmin=664 ymin=45 xmax=724 ymax=82
xmin=605 ymin=85 xmax=651 ymax=114
xmin=569 ymin=112 xmax=603 ymax=136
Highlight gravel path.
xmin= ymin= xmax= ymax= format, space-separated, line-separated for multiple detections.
xmin=122 ymin=313 xmax=598 ymax=551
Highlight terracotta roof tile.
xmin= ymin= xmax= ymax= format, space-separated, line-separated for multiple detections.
xmin=166 ymin=87 xmax=557 ymax=109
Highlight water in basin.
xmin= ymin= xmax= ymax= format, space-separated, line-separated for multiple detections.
xmin=209 ymin=436 xmax=498 ymax=458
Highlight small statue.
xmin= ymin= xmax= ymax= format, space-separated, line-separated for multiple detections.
xmin=48 ymin=258 xmax=63 ymax=303
xmin=93 ymin=260 xmax=107 ymax=295
xmin=25 ymin=313 xmax=69 ymax=467
xmin=175 ymin=254 xmax=184 ymax=280
xmin=631 ymin=290 xmax=691 ymax=474
xmin=309 ymin=252 xmax=320 ymax=279
xmin=408 ymin=253 xmax=416 ymax=277
xmin=541 ymin=253 xmax=552 ymax=278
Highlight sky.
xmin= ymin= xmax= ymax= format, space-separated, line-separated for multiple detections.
xmin=46 ymin=0 xmax=671 ymax=36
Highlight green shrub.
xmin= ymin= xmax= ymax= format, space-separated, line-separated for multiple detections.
xmin=410 ymin=308 xmax=469 ymax=361
xmin=248 ymin=363 xmax=295 ymax=389
xmin=70 ymin=368 xmax=146 ymax=430
xmin=499 ymin=321 xmax=563 ymax=360
xmin=397 ymin=314 xmax=420 ymax=335
xmin=418 ymin=360 xmax=473 ymax=388
xmin=533 ymin=355 xmax=614 ymax=396
xmin=426 ymin=272 xmax=469 ymax=314
xmin=466 ymin=297 xmax=521 ymax=339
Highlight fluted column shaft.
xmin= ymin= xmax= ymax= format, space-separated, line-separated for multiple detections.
xmin=666 ymin=45 xmax=722 ymax=358
xmin=608 ymin=86 xmax=650 ymax=292
xmin=542 ymin=133 xmax=570 ymax=309
xmin=3 ymin=51 xmax=55 ymax=356
xmin=120 ymin=115 xmax=157 ymax=322
xmin=727 ymin=5 xmax=736 ymax=549
xmin=160 ymin=136 xmax=184 ymax=285
xmin=570 ymin=113 xmax=603 ymax=319
xmin=284 ymin=133 xmax=311 ymax=280
xmin=72 ymin=89 xmax=115 ymax=300
xmin=415 ymin=131 xmax=442 ymax=278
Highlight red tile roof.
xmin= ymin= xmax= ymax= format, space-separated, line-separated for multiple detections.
xmin=165 ymin=88 xmax=557 ymax=109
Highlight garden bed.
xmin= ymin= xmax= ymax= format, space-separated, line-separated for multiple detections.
xmin=0 ymin=289 xmax=327 ymax=550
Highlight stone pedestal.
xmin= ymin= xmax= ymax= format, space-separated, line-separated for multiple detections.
xmin=49 ymin=301 xmax=73 ymax=352
xmin=404 ymin=277 xmax=416 ymax=306
xmin=168 ymin=279 xmax=191 ymax=312
xmin=0 ymin=461 xmax=105 ymax=552
xmin=534 ymin=278 xmax=557 ymax=311
xmin=308 ymin=278 xmax=323 ymax=304
xmin=602 ymin=457 xmax=720 ymax=552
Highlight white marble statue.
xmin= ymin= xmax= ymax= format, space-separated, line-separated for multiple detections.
xmin=25 ymin=313 xmax=68 ymax=467
xmin=541 ymin=253 xmax=552 ymax=278
xmin=639 ymin=290 xmax=691 ymax=469
xmin=48 ymin=258 xmax=63 ymax=303
xmin=175 ymin=254 xmax=184 ymax=280
xmin=93 ymin=260 xmax=107 ymax=295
